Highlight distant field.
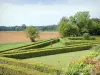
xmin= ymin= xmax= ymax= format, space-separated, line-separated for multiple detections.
xmin=0 ymin=31 xmax=59 ymax=43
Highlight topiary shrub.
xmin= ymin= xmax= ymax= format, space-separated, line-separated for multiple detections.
xmin=83 ymin=33 xmax=90 ymax=40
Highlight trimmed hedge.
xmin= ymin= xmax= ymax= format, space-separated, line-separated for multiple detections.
xmin=0 ymin=39 xmax=54 ymax=53
xmin=3 ymin=44 xmax=92 ymax=59
xmin=68 ymin=37 xmax=95 ymax=40
xmin=2 ymin=43 xmax=92 ymax=54
xmin=0 ymin=38 xmax=59 ymax=53
xmin=2 ymin=40 xmax=99 ymax=55
xmin=68 ymin=37 xmax=83 ymax=40
xmin=20 ymin=38 xmax=59 ymax=50
xmin=63 ymin=40 xmax=99 ymax=45
xmin=0 ymin=57 xmax=63 ymax=75
xmin=0 ymin=64 xmax=47 ymax=75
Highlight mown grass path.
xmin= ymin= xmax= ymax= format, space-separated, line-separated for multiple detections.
xmin=22 ymin=50 xmax=91 ymax=69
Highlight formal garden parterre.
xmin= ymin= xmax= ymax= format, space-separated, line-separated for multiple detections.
xmin=0 ymin=37 xmax=100 ymax=75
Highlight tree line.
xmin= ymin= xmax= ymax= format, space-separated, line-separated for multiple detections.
xmin=58 ymin=11 xmax=100 ymax=37
xmin=0 ymin=25 xmax=57 ymax=31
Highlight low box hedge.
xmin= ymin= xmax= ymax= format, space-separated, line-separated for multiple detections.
xmin=4 ymin=44 xmax=92 ymax=59
xmin=63 ymin=40 xmax=100 ymax=45
xmin=0 ymin=57 xmax=63 ymax=75
xmin=0 ymin=38 xmax=59 ymax=53
xmin=0 ymin=64 xmax=47 ymax=75
xmin=20 ymin=38 xmax=59 ymax=50
xmin=2 ymin=43 xmax=92 ymax=54
xmin=68 ymin=37 xmax=96 ymax=40
xmin=0 ymin=39 xmax=49 ymax=53
xmin=2 ymin=41 xmax=99 ymax=55
xmin=68 ymin=37 xmax=83 ymax=40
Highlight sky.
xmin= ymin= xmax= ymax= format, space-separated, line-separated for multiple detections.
xmin=0 ymin=0 xmax=100 ymax=26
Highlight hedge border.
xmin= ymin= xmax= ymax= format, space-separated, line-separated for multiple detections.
xmin=0 ymin=57 xmax=63 ymax=74
xmin=3 ymin=44 xmax=92 ymax=59
xmin=2 ymin=43 xmax=92 ymax=54
xmin=0 ymin=64 xmax=47 ymax=75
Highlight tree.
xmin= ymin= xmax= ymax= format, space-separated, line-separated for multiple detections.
xmin=15 ymin=26 xmax=19 ymax=31
xmin=89 ymin=20 xmax=100 ymax=35
xmin=58 ymin=17 xmax=69 ymax=37
xmin=25 ymin=26 xmax=39 ymax=42
xmin=58 ymin=17 xmax=79 ymax=37
xmin=73 ymin=11 xmax=90 ymax=34
xmin=68 ymin=24 xmax=79 ymax=36
xmin=21 ymin=24 xmax=26 ymax=31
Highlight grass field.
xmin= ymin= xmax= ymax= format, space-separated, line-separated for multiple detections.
xmin=0 ymin=42 xmax=32 ymax=51
xmin=21 ymin=50 xmax=91 ymax=69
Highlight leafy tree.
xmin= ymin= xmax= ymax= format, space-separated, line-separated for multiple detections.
xmin=15 ymin=26 xmax=19 ymax=31
xmin=89 ymin=21 xmax=100 ymax=35
xmin=58 ymin=17 xmax=79 ymax=37
xmin=58 ymin=17 xmax=69 ymax=37
xmin=21 ymin=24 xmax=26 ymax=31
xmin=73 ymin=11 xmax=90 ymax=34
xmin=68 ymin=24 xmax=79 ymax=36
xmin=25 ymin=26 xmax=39 ymax=42
xmin=91 ymin=18 xmax=100 ymax=23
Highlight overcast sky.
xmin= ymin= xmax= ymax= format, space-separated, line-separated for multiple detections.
xmin=0 ymin=0 xmax=100 ymax=26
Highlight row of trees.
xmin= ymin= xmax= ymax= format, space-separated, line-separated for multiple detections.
xmin=0 ymin=25 xmax=57 ymax=31
xmin=58 ymin=11 xmax=100 ymax=37
xmin=37 ymin=25 xmax=57 ymax=31
xmin=0 ymin=24 xmax=26 ymax=31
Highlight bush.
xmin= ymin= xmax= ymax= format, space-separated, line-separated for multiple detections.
xmin=66 ymin=47 xmax=100 ymax=75
xmin=83 ymin=33 xmax=90 ymax=40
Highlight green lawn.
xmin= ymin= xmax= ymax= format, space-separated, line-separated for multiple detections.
xmin=0 ymin=42 xmax=32 ymax=51
xmin=22 ymin=50 xmax=91 ymax=70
